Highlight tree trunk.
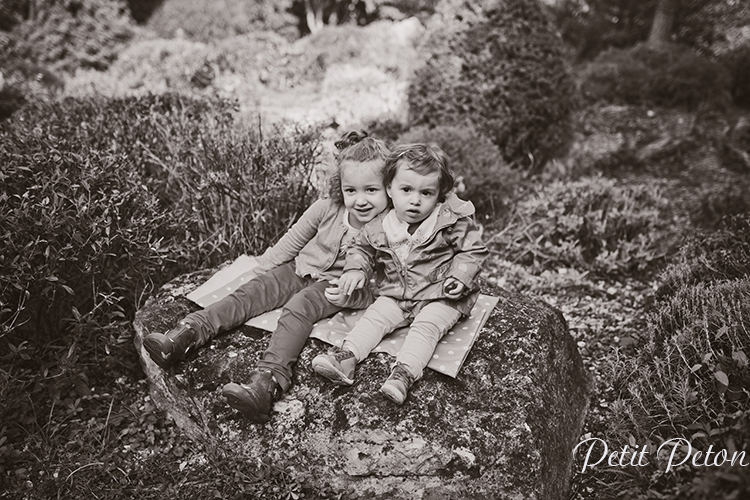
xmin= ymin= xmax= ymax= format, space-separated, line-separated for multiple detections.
xmin=648 ymin=0 xmax=679 ymax=45
xmin=305 ymin=0 xmax=326 ymax=34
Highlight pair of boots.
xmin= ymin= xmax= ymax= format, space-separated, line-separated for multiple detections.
xmin=143 ymin=324 xmax=280 ymax=423
xmin=311 ymin=348 xmax=416 ymax=405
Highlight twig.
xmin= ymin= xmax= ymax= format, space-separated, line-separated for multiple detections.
xmin=100 ymin=395 xmax=115 ymax=453
xmin=66 ymin=462 xmax=103 ymax=481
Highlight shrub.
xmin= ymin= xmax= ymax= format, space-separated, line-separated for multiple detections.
xmin=396 ymin=124 xmax=523 ymax=221
xmin=580 ymin=42 xmax=732 ymax=111
xmin=597 ymin=215 xmax=750 ymax=499
xmin=0 ymin=94 xmax=323 ymax=340
xmin=408 ymin=0 xmax=576 ymax=170
xmin=5 ymin=0 xmax=136 ymax=74
xmin=494 ymin=176 xmax=677 ymax=277
xmin=0 ymin=144 xmax=177 ymax=341
xmin=657 ymin=215 xmax=750 ymax=300
xmin=145 ymin=0 xmax=297 ymax=42
xmin=64 ymin=37 xmax=212 ymax=98
xmin=687 ymin=176 xmax=750 ymax=228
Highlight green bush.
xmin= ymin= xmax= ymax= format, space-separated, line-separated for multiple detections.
xmin=597 ymin=215 xmax=750 ymax=499
xmin=397 ymin=124 xmax=523 ymax=221
xmin=580 ymin=42 xmax=732 ymax=110
xmin=408 ymin=0 xmax=576 ymax=170
xmin=494 ymin=176 xmax=677 ymax=277
xmin=687 ymin=176 xmax=750 ymax=229
xmin=64 ymin=37 xmax=213 ymax=98
xmin=657 ymin=215 xmax=750 ymax=300
xmin=0 ymin=94 xmax=322 ymax=340
xmin=145 ymin=0 xmax=297 ymax=42
xmin=4 ymin=0 xmax=136 ymax=74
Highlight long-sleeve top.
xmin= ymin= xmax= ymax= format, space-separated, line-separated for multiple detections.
xmin=255 ymin=198 xmax=371 ymax=309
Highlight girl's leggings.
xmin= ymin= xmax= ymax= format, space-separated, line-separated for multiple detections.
xmin=181 ymin=262 xmax=343 ymax=392
xmin=342 ymin=296 xmax=462 ymax=380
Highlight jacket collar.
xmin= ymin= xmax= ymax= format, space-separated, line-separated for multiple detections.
xmin=365 ymin=193 xmax=475 ymax=247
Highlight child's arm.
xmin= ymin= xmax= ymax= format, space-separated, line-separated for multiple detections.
xmin=335 ymin=232 xmax=377 ymax=296
xmin=325 ymin=278 xmax=375 ymax=308
xmin=255 ymin=199 xmax=328 ymax=273
xmin=445 ymin=216 xmax=489 ymax=292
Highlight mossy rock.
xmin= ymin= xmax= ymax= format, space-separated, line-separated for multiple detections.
xmin=133 ymin=266 xmax=590 ymax=499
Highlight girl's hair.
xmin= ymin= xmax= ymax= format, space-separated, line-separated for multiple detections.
xmin=383 ymin=143 xmax=455 ymax=202
xmin=327 ymin=130 xmax=390 ymax=203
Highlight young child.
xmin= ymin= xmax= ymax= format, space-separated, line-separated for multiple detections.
xmin=312 ymin=143 xmax=489 ymax=405
xmin=143 ymin=130 xmax=390 ymax=423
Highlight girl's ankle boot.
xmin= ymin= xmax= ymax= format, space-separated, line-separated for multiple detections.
xmin=143 ymin=322 xmax=198 ymax=370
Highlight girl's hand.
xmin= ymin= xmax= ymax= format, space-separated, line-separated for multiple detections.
xmin=443 ymin=278 xmax=465 ymax=299
xmin=325 ymin=280 xmax=349 ymax=307
xmin=338 ymin=271 xmax=367 ymax=295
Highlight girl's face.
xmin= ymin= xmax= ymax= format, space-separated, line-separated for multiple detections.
xmin=340 ymin=159 xmax=388 ymax=229
xmin=386 ymin=164 xmax=440 ymax=225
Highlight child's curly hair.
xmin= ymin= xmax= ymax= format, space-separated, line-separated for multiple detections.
xmin=327 ymin=130 xmax=390 ymax=204
xmin=383 ymin=143 xmax=455 ymax=202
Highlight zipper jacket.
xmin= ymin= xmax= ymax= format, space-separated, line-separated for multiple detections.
xmin=344 ymin=193 xmax=488 ymax=316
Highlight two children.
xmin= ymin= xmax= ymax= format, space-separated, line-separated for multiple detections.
xmin=313 ymin=143 xmax=489 ymax=404
xmin=145 ymin=135 xmax=488 ymax=420
xmin=143 ymin=130 xmax=390 ymax=423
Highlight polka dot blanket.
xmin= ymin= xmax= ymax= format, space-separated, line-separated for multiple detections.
xmin=186 ymin=255 xmax=499 ymax=378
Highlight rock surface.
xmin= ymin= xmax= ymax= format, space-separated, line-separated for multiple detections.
xmin=133 ymin=267 xmax=590 ymax=500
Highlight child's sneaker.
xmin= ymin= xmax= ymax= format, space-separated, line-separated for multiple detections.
xmin=379 ymin=363 xmax=415 ymax=405
xmin=312 ymin=348 xmax=357 ymax=385
xmin=222 ymin=370 xmax=281 ymax=423
xmin=143 ymin=321 xmax=198 ymax=370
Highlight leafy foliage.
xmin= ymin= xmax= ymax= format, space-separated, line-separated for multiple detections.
xmin=594 ymin=214 xmax=750 ymax=500
xmin=408 ymin=0 xmax=576 ymax=170
xmin=493 ymin=176 xmax=677 ymax=277
xmin=550 ymin=0 xmax=746 ymax=61
xmin=0 ymin=93 xmax=322 ymax=341
xmin=2 ymin=0 xmax=137 ymax=74
xmin=145 ymin=0 xmax=298 ymax=42
xmin=579 ymin=42 xmax=732 ymax=110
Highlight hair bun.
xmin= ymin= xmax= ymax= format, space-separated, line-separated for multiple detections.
xmin=334 ymin=130 xmax=369 ymax=151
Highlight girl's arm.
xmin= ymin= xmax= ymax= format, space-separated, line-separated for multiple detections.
xmin=255 ymin=199 xmax=329 ymax=272
xmin=343 ymin=232 xmax=377 ymax=277
xmin=446 ymin=216 xmax=489 ymax=290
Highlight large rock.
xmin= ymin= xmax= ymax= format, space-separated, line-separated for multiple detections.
xmin=133 ymin=267 xmax=590 ymax=500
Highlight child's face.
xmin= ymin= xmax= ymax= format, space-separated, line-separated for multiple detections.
xmin=386 ymin=165 xmax=440 ymax=225
xmin=340 ymin=159 xmax=388 ymax=229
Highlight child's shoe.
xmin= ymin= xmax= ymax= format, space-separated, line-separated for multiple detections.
xmin=222 ymin=369 xmax=281 ymax=423
xmin=143 ymin=321 xmax=198 ymax=370
xmin=312 ymin=348 xmax=357 ymax=386
xmin=379 ymin=363 xmax=416 ymax=405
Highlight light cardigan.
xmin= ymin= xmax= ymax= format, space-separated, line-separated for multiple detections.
xmin=255 ymin=198 xmax=358 ymax=282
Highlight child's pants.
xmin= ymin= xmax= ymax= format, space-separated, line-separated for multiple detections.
xmin=181 ymin=262 xmax=344 ymax=392
xmin=343 ymin=296 xmax=462 ymax=380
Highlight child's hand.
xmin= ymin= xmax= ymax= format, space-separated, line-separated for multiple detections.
xmin=338 ymin=270 xmax=367 ymax=296
xmin=443 ymin=278 xmax=465 ymax=299
xmin=325 ymin=279 xmax=349 ymax=306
